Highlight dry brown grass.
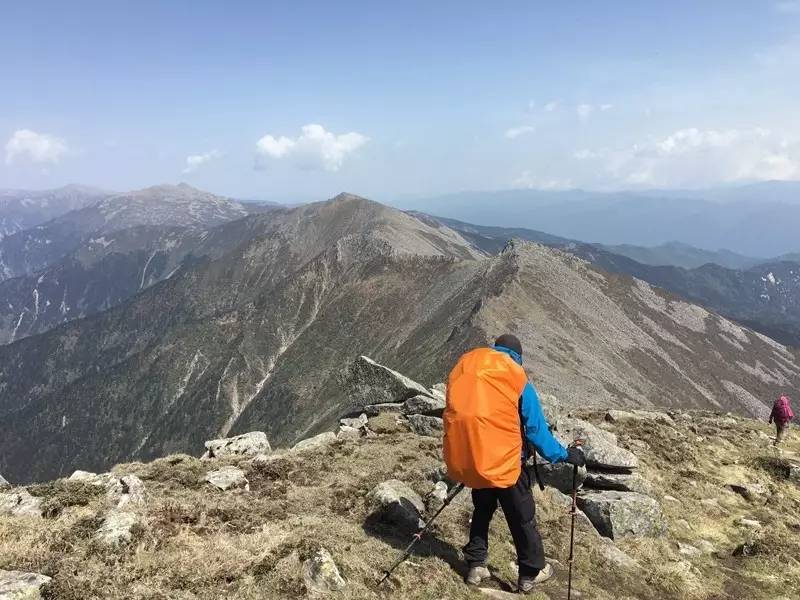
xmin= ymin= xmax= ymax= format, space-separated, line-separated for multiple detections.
xmin=1 ymin=411 xmax=799 ymax=599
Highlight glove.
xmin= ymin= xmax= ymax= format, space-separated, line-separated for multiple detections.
xmin=566 ymin=446 xmax=586 ymax=467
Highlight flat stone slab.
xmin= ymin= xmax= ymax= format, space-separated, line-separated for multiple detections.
xmin=538 ymin=461 xmax=587 ymax=493
xmin=402 ymin=394 xmax=445 ymax=416
xmin=303 ymin=547 xmax=346 ymax=593
xmin=0 ymin=569 xmax=52 ymax=599
xmin=205 ymin=466 xmax=249 ymax=491
xmin=94 ymin=509 xmax=140 ymax=547
xmin=363 ymin=402 xmax=405 ymax=416
xmin=576 ymin=490 xmax=666 ymax=540
xmin=584 ymin=472 xmax=654 ymax=495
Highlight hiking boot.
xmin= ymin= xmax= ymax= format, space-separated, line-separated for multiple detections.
xmin=517 ymin=563 xmax=553 ymax=593
xmin=465 ymin=565 xmax=490 ymax=586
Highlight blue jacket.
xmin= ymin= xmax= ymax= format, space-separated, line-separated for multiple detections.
xmin=494 ymin=345 xmax=568 ymax=463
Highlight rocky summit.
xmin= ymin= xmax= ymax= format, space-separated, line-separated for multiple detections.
xmin=2 ymin=194 xmax=799 ymax=485
xmin=0 ymin=359 xmax=798 ymax=599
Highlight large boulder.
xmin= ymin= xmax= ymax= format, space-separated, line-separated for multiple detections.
xmin=343 ymin=356 xmax=432 ymax=408
xmin=367 ymin=480 xmax=425 ymax=530
xmin=292 ymin=431 xmax=337 ymax=452
xmin=555 ymin=418 xmax=639 ymax=471
xmin=577 ymin=490 xmax=666 ymax=540
xmin=0 ymin=569 xmax=52 ymax=599
xmin=0 ymin=474 xmax=10 ymax=491
xmin=202 ymin=431 xmax=271 ymax=460
xmin=117 ymin=475 xmax=146 ymax=508
xmin=94 ymin=509 xmax=141 ymax=547
xmin=407 ymin=415 xmax=443 ymax=437
xmin=363 ymin=403 xmax=405 ymax=416
xmin=303 ymin=548 xmax=346 ymax=593
xmin=403 ymin=394 xmax=445 ymax=417
xmin=205 ymin=466 xmax=250 ymax=491
xmin=537 ymin=462 xmax=587 ymax=493
xmin=68 ymin=470 xmax=125 ymax=498
xmin=0 ymin=490 xmax=43 ymax=518
xmin=339 ymin=413 xmax=368 ymax=429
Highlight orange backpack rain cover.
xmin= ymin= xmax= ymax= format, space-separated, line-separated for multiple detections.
xmin=443 ymin=347 xmax=529 ymax=489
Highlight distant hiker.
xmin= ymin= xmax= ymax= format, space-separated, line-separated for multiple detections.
xmin=769 ymin=394 xmax=795 ymax=445
xmin=443 ymin=334 xmax=585 ymax=594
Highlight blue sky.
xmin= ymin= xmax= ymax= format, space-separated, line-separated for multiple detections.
xmin=2 ymin=1 xmax=800 ymax=202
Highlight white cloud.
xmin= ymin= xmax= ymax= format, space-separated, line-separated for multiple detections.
xmin=544 ymin=101 xmax=558 ymax=112
xmin=513 ymin=170 xmax=573 ymax=190
xmin=183 ymin=149 xmax=222 ymax=173
xmin=5 ymin=129 xmax=68 ymax=165
xmin=600 ymin=104 xmax=614 ymax=111
xmin=255 ymin=123 xmax=368 ymax=172
xmin=576 ymin=104 xmax=595 ymax=121
xmin=504 ymin=125 xmax=536 ymax=139
xmin=775 ymin=1 xmax=800 ymax=13
xmin=592 ymin=127 xmax=800 ymax=187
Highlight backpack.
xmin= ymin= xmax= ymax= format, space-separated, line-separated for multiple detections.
xmin=443 ymin=347 xmax=528 ymax=489
xmin=774 ymin=395 xmax=795 ymax=422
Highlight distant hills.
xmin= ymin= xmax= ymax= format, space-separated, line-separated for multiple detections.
xmin=399 ymin=181 xmax=800 ymax=257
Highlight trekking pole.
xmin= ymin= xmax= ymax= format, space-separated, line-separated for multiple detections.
xmin=377 ymin=482 xmax=465 ymax=586
xmin=567 ymin=440 xmax=584 ymax=600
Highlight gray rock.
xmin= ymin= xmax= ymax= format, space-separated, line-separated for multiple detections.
xmin=339 ymin=413 xmax=368 ymax=429
xmin=336 ymin=425 xmax=363 ymax=440
xmin=696 ymin=540 xmax=716 ymax=554
xmin=540 ymin=488 xmax=598 ymax=536
xmin=292 ymin=431 xmax=337 ymax=452
xmin=407 ymin=414 xmax=443 ymax=437
xmin=343 ymin=355 xmax=432 ymax=408
xmin=788 ymin=463 xmax=800 ymax=481
xmin=431 ymin=382 xmax=447 ymax=395
xmin=576 ymin=490 xmax=666 ymax=540
xmin=363 ymin=402 xmax=405 ymax=416
xmin=537 ymin=461 xmax=587 ymax=493
xmin=69 ymin=470 xmax=125 ymax=498
xmin=94 ymin=509 xmax=140 ymax=547
xmin=0 ymin=490 xmax=43 ymax=518
xmin=0 ymin=569 xmax=52 ymax=599
xmin=402 ymin=394 xmax=445 ymax=416
xmin=303 ymin=547 xmax=346 ymax=593
xmin=117 ymin=475 xmax=146 ymax=508
xmin=555 ymin=417 xmax=638 ymax=471
xmin=367 ymin=479 xmax=425 ymax=530
xmin=0 ymin=474 xmax=10 ymax=491
xmin=735 ymin=517 xmax=762 ymax=529
xmin=202 ymin=431 xmax=271 ymax=460
xmin=605 ymin=410 xmax=674 ymax=425
xmin=584 ymin=472 xmax=654 ymax=495
xmin=205 ymin=466 xmax=250 ymax=491
xmin=727 ymin=482 xmax=768 ymax=502
xmin=595 ymin=540 xmax=639 ymax=569
xmin=425 ymin=481 xmax=449 ymax=513
xmin=677 ymin=542 xmax=702 ymax=557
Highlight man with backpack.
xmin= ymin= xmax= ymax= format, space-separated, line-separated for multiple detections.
xmin=769 ymin=394 xmax=795 ymax=445
xmin=443 ymin=334 xmax=585 ymax=594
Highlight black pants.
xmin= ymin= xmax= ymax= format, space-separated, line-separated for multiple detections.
xmin=463 ymin=468 xmax=544 ymax=577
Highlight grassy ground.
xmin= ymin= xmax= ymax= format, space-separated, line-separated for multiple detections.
xmin=1 ymin=410 xmax=799 ymax=599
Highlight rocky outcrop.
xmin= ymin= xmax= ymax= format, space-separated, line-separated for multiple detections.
xmin=577 ymin=490 xmax=667 ymax=540
xmin=94 ymin=509 xmax=141 ymax=547
xmin=303 ymin=548 xmax=346 ymax=593
xmin=0 ymin=489 xmax=43 ymax=518
xmin=555 ymin=417 xmax=638 ymax=471
xmin=0 ymin=569 xmax=52 ymax=599
xmin=292 ymin=432 xmax=337 ymax=452
xmin=403 ymin=394 xmax=445 ymax=417
xmin=202 ymin=431 xmax=271 ymax=460
xmin=344 ymin=356 xmax=433 ymax=409
xmin=605 ymin=409 xmax=674 ymax=425
xmin=538 ymin=462 xmax=587 ymax=493
xmin=117 ymin=475 xmax=146 ymax=508
xmin=367 ymin=480 xmax=425 ymax=530
xmin=584 ymin=472 xmax=654 ymax=495
xmin=363 ymin=403 xmax=405 ymax=416
xmin=407 ymin=415 xmax=443 ymax=437
xmin=205 ymin=466 xmax=250 ymax=491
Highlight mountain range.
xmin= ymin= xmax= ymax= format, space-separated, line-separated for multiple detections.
xmin=2 ymin=191 xmax=799 ymax=485
xmin=398 ymin=181 xmax=800 ymax=257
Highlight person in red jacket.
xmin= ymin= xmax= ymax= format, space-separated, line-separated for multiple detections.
xmin=769 ymin=395 xmax=795 ymax=445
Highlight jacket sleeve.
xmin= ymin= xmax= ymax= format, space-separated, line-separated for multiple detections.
xmin=520 ymin=382 xmax=568 ymax=463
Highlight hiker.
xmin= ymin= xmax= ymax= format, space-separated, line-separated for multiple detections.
xmin=443 ymin=334 xmax=585 ymax=594
xmin=769 ymin=394 xmax=795 ymax=445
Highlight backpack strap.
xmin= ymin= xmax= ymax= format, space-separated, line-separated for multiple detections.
xmin=519 ymin=396 xmax=545 ymax=491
